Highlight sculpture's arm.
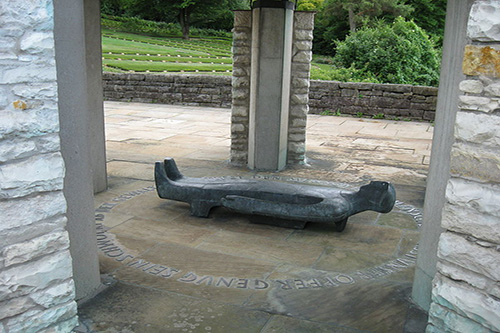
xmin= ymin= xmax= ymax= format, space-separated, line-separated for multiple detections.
xmin=220 ymin=195 xmax=349 ymax=223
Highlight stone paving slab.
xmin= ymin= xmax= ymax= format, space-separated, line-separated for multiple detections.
xmin=78 ymin=101 xmax=431 ymax=332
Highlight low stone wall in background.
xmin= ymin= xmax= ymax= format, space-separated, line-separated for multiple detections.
xmin=103 ymin=73 xmax=438 ymax=121
xmin=103 ymin=73 xmax=232 ymax=108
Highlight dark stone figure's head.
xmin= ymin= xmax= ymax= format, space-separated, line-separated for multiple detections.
xmin=358 ymin=181 xmax=396 ymax=213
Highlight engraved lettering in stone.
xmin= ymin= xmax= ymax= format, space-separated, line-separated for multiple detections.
xmin=308 ymin=279 xmax=322 ymax=288
xmin=161 ymin=267 xmax=180 ymax=278
xmin=146 ymin=265 xmax=168 ymax=275
xmin=354 ymin=271 xmax=374 ymax=280
xmin=236 ymin=278 xmax=249 ymax=289
xmin=324 ymin=276 xmax=340 ymax=286
xmin=96 ymin=234 xmax=107 ymax=241
xmin=294 ymin=279 xmax=307 ymax=289
xmin=95 ymin=214 xmax=105 ymax=221
xmin=97 ymin=240 xmax=114 ymax=248
xmin=255 ymin=279 xmax=269 ymax=290
xmin=127 ymin=259 xmax=151 ymax=269
xmin=116 ymin=254 xmax=134 ymax=262
xmin=141 ymin=264 xmax=157 ymax=272
xmin=178 ymin=272 xmax=198 ymax=283
xmin=96 ymin=203 xmax=118 ymax=212
xmin=276 ymin=280 xmax=294 ymax=290
xmin=216 ymin=277 xmax=235 ymax=288
xmin=335 ymin=274 xmax=355 ymax=284
xmin=102 ymin=247 xmax=123 ymax=257
xmin=195 ymin=276 xmax=214 ymax=286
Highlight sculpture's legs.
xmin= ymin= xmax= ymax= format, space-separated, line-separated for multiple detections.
xmin=335 ymin=218 xmax=348 ymax=232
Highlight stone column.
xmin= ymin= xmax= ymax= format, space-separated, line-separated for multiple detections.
xmin=54 ymin=0 xmax=102 ymax=301
xmin=248 ymin=0 xmax=295 ymax=171
xmin=426 ymin=1 xmax=500 ymax=331
xmin=411 ymin=0 xmax=473 ymax=311
xmin=230 ymin=6 xmax=314 ymax=170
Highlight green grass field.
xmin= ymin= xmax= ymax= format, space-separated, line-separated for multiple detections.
xmin=101 ymin=29 xmax=341 ymax=79
xmin=102 ymin=29 xmax=233 ymax=74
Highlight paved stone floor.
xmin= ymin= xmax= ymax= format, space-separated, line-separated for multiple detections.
xmin=77 ymin=101 xmax=434 ymax=332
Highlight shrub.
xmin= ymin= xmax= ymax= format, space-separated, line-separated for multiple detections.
xmin=333 ymin=17 xmax=440 ymax=86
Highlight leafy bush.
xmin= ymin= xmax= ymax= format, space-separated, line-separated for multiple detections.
xmin=333 ymin=17 xmax=440 ymax=86
xmin=310 ymin=64 xmax=380 ymax=83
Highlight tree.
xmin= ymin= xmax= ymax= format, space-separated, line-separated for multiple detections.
xmin=333 ymin=17 xmax=440 ymax=86
xmin=121 ymin=0 xmax=248 ymax=39
xmin=321 ymin=0 xmax=413 ymax=32
xmin=406 ymin=0 xmax=446 ymax=45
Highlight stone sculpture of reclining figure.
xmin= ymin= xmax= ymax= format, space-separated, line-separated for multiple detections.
xmin=155 ymin=158 xmax=396 ymax=232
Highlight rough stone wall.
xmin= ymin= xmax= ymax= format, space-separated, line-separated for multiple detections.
xmin=427 ymin=1 xmax=500 ymax=332
xmin=230 ymin=11 xmax=252 ymax=165
xmin=309 ymin=81 xmax=437 ymax=121
xmin=288 ymin=12 xmax=314 ymax=164
xmin=103 ymin=72 xmax=438 ymax=122
xmin=0 ymin=1 xmax=78 ymax=331
xmin=103 ymin=73 xmax=232 ymax=108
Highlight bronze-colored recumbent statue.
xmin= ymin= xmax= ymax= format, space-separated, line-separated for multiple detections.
xmin=155 ymin=158 xmax=396 ymax=232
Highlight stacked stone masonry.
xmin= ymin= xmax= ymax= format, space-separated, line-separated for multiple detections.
xmin=0 ymin=1 xmax=78 ymax=331
xmin=230 ymin=11 xmax=252 ymax=165
xmin=102 ymin=75 xmax=438 ymax=123
xmin=427 ymin=1 xmax=500 ymax=332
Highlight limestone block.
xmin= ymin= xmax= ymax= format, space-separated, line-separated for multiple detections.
xmin=232 ymin=76 xmax=249 ymax=89
xmin=442 ymin=204 xmax=500 ymax=244
xmin=0 ymin=296 xmax=35 ymax=321
xmin=431 ymin=275 xmax=500 ymax=331
xmin=0 ymin=153 xmax=65 ymax=199
xmin=30 ymin=279 xmax=75 ymax=309
xmin=294 ymin=29 xmax=313 ymax=41
xmin=437 ymin=261 xmax=489 ymax=293
xmin=2 ymin=231 xmax=70 ymax=267
xmin=0 ymin=191 xmax=66 ymax=233
xmin=292 ymin=77 xmax=310 ymax=89
xmin=458 ymin=95 xmax=499 ymax=112
xmin=0 ymin=63 xmax=57 ymax=84
xmin=232 ymin=105 xmax=248 ymax=117
xmin=446 ymin=178 xmax=500 ymax=217
xmin=290 ymin=93 xmax=308 ymax=105
xmin=0 ymin=138 xmax=37 ymax=163
xmin=463 ymin=45 xmax=500 ymax=78
xmin=5 ymin=301 xmax=77 ymax=333
xmin=231 ymin=123 xmax=245 ymax=133
xmin=485 ymin=81 xmax=500 ymax=97
xmin=12 ymin=82 xmax=58 ymax=101
xmin=288 ymin=141 xmax=305 ymax=154
xmin=455 ymin=111 xmax=500 ymax=147
xmin=468 ymin=0 xmax=500 ymax=42
xmin=19 ymin=31 xmax=54 ymax=55
xmin=0 ymin=108 xmax=59 ymax=140
xmin=459 ymin=79 xmax=484 ymax=94
xmin=293 ymin=12 xmax=315 ymax=30
xmin=437 ymin=232 xmax=500 ymax=281
xmin=234 ymin=10 xmax=252 ymax=28
xmin=2 ymin=0 xmax=54 ymax=31
xmin=292 ymin=51 xmax=312 ymax=63
xmin=450 ymin=143 xmax=500 ymax=182
xmin=293 ymin=40 xmax=312 ymax=51
xmin=0 ymin=250 xmax=73 ymax=302
xmin=428 ymin=302 xmax=492 ymax=333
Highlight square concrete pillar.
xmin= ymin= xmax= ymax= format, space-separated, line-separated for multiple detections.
xmin=248 ymin=1 xmax=295 ymax=170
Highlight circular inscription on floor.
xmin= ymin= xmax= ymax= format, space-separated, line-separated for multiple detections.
xmin=95 ymin=176 xmax=421 ymax=291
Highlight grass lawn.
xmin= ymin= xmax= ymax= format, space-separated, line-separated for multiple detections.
xmin=101 ymin=29 xmax=339 ymax=78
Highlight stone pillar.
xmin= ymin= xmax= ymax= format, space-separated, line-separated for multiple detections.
xmin=84 ymin=0 xmax=108 ymax=194
xmin=230 ymin=5 xmax=314 ymax=170
xmin=0 ymin=0 xmax=78 ymax=331
xmin=426 ymin=1 xmax=500 ymax=331
xmin=411 ymin=0 xmax=473 ymax=311
xmin=54 ymin=0 xmax=102 ymax=301
xmin=248 ymin=0 xmax=295 ymax=170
